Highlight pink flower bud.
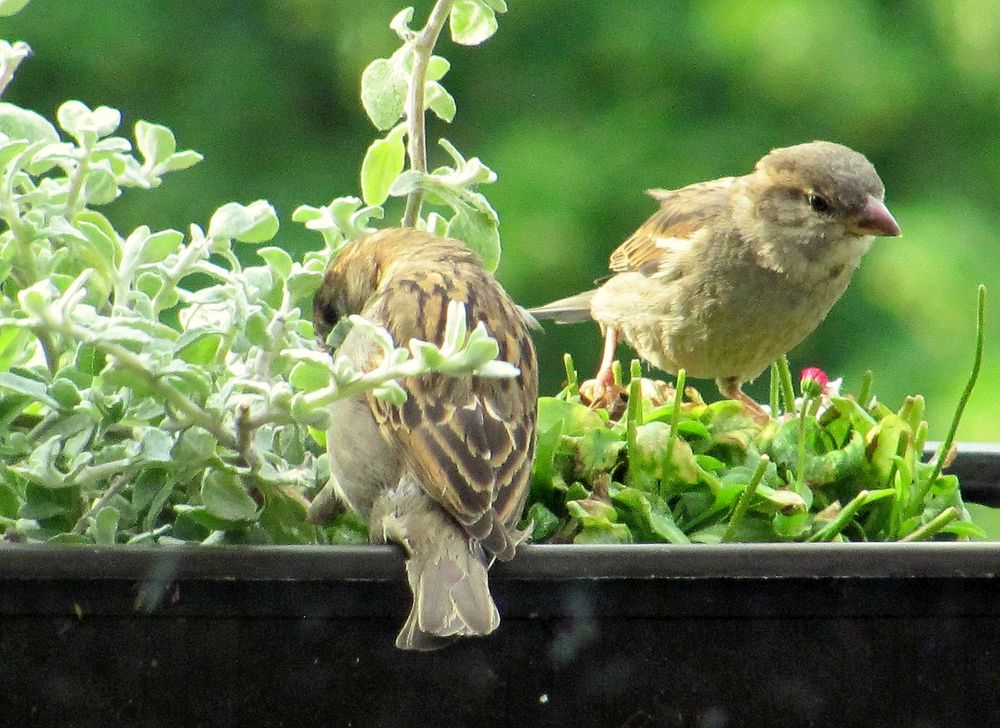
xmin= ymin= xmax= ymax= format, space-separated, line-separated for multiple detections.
xmin=800 ymin=367 xmax=829 ymax=398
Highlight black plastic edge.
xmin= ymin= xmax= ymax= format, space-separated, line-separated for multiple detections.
xmin=0 ymin=542 xmax=999 ymax=582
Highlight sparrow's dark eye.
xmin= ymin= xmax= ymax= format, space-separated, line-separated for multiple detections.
xmin=808 ymin=193 xmax=832 ymax=214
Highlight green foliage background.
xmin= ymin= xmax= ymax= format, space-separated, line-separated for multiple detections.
xmin=5 ymin=0 xmax=998 ymax=440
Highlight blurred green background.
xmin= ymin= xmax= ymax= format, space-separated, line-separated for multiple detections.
xmin=3 ymin=0 xmax=998 ymax=440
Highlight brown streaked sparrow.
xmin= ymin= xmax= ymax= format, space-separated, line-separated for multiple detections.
xmin=311 ymin=228 xmax=538 ymax=650
xmin=529 ymin=141 xmax=900 ymax=417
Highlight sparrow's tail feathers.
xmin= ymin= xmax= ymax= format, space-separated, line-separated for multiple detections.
xmin=396 ymin=537 xmax=499 ymax=651
xmin=527 ymin=290 xmax=596 ymax=324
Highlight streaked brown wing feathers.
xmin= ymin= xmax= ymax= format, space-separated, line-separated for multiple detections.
xmin=608 ymin=177 xmax=734 ymax=275
xmin=366 ymin=258 xmax=537 ymax=558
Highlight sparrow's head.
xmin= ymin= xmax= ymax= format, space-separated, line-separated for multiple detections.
xmin=749 ymin=141 xmax=900 ymax=248
xmin=312 ymin=238 xmax=382 ymax=347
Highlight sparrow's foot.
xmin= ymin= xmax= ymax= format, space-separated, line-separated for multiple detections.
xmin=716 ymin=376 xmax=771 ymax=426
xmin=579 ymin=377 xmax=627 ymax=415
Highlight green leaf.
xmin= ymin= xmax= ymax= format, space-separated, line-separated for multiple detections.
xmin=57 ymin=100 xmax=121 ymax=140
xmin=200 ymin=470 xmax=258 ymax=523
xmin=0 ymin=481 xmax=19 ymax=517
xmin=360 ymin=129 xmax=406 ymax=206
xmin=84 ymin=167 xmax=120 ymax=205
xmin=0 ymin=371 xmax=58 ymax=408
xmin=0 ymin=102 xmax=58 ymax=144
xmin=0 ymin=0 xmax=31 ymax=16
xmin=21 ymin=481 xmax=79 ymax=521
xmin=208 ymin=200 xmax=279 ymax=243
xmin=257 ymin=246 xmax=294 ymax=281
xmin=360 ymin=58 xmax=408 ymax=131
xmin=446 ymin=207 xmax=501 ymax=272
xmin=289 ymin=359 xmax=331 ymax=391
xmin=48 ymin=378 xmax=81 ymax=409
xmin=632 ymin=421 xmax=700 ymax=485
xmin=163 ymin=149 xmax=203 ymax=172
xmin=74 ymin=210 xmax=122 ymax=268
xmin=135 ymin=120 xmax=176 ymax=166
xmin=522 ymin=502 xmax=560 ymax=541
xmin=537 ymin=397 xmax=606 ymax=437
xmin=90 ymin=506 xmax=120 ymax=545
xmin=449 ymin=0 xmax=500 ymax=46
xmin=140 ymin=229 xmax=184 ymax=264
xmin=259 ymin=485 xmax=315 ymax=544
xmin=139 ymin=429 xmax=175 ymax=463
xmin=0 ymin=326 xmax=32 ymax=371
xmin=613 ymin=488 xmax=690 ymax=544
xmin=425 ymin=81 xmax=456 ymax=122
xmin=576 ymin=428 xmax=625 ymax=479
xmin=426 ymin=55 xmax=451 ymax=81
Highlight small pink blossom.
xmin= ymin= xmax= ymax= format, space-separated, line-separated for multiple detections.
xmin=800 ymin=367 xmax=829 ymax=398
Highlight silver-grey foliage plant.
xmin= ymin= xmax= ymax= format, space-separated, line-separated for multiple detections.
xmin=0 ymin=0 xmax=511 ymax=544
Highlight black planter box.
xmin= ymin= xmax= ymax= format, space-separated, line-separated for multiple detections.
xmin=2 ymin=444 xmax=1000 ymax=728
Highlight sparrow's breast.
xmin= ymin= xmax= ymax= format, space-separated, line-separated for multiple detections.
xmin=596 ymin=258 xmax=858 ymax=382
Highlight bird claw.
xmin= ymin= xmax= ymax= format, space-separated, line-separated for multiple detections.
xmin=579 ymin=378 xmax=627 ymax=415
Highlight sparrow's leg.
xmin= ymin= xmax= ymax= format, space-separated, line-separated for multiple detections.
xmin=579 ymin=326 xmax=626 ymax=410
xmin=595 ymin=325 xmax=619 ymax=387
xmin=716 ymin=376 xmax=770 ymax=425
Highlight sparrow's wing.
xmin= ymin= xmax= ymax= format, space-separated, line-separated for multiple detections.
xmin=609 ymin=177 xmax=736 ymax=277
xmin=366 ymin=256 xmax=538 ymax=560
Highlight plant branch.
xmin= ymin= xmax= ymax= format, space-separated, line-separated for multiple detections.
xmin=72 ymin=471 xmax=132 ymax=534
xmin=37 ymin=314 xmax=241 ymax=451
xmin=401 ymin=0 xmax=455 ymax=228
xmin=722 ymin=455 xmax=769 ymax=543
xmin=777 ymin=355 xmax=797 ymax=416
xmin=927 ymin=285 xmax=985 ymax=485
xmin=900 ymin=506 xmax=959 ymax=542
xmin=806 ymin=490 xmax=870 ymax=542
xmin=63 ymin=151 xmax=90 ymax=217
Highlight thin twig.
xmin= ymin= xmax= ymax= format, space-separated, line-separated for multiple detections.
xmin=72 ymin=471 xmax=132 ymax=534
xmin=900 ymin=507 xmax=959 ymax=542
xmin=927 ymin=285 xmax=985 ymax=485
xmin=401 ymin=0 xmax=456 ymax=228
xmin=722 ymin=456 xmax=770 ymax=543
xmin=777 ymin=355 xmax=797 ymax=416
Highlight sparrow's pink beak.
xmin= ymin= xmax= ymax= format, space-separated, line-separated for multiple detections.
xmin=857 ymin=195 xmax=901 ymax=237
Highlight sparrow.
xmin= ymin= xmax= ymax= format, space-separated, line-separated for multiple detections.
xmin=529 ymin=141 xmax=900 ymax=417
xmin=311 ymin=228 xmax=538 ymax=650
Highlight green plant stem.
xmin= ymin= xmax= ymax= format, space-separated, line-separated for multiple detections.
xmin=150 ymin=233 xmax=211 ymax=314
xmin=664 ymin=369 xmax=686 ymax=484
xmin=0 ymin=42 xmax=29 ymax=98
xmin=900 ymin=507 xmax=959 ymax=542
xmin=927 ymin=285 xmax=985 ymax=487
xmin=625 ymin=360 xmax=643 ymax=482
xmin=235 ymin=402 xmax=260 ymax=469
xmin=41 ymin=314 xmax=241 ymax=451
xmin=1 ymin=199 xmax=63 ymax=375
xmin=777 ymin=355 xmax=797 ymax=416
xmin=796 ymin=395 xmax=810 ymax=489
xmin=561 ymin=352 xmax=579 ymax=399
xmin=401 ymin=0 xmax=456 ymax=228
xmin=807 ymin=490 xmax=870 ymax=542
xmin=769 ymin=363 xmax=780 ymax=417
xmin=63 ymin=146 xmax=92 ymax=216
xmin=722 ymin=455 xmax=769 ymax=543
xmin=858 ymin=369 xmax=874 ymax=410
xmin=72 ymin=471 xmax=132 ymax=534
xmin=32 ymin=326 xmax=60 ymax=376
